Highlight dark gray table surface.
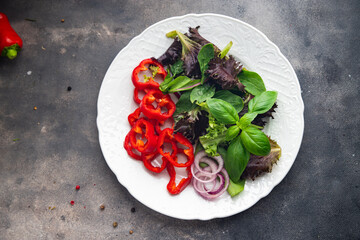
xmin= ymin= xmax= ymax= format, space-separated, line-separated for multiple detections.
xmin=1 ymin=1 xmax=359 ymax=239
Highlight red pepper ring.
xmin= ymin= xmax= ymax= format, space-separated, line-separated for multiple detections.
xmin=131 ymin=58 xmax=167 ymax=90
xmin=157 ymin=129 xmax=194 ymax=168
xmin=153 ymin=117 xmax=175 ymax=135
xmin=124 ymin=132 xmax=142 ymax=161
xmin=128 ymin=118 xmax=157 ymax=153
xmin=172 ymin=132 xmax=194 ymax=167
xmin=133 ymin=88 xmax=150 ymax=104
xmin=140 ymin=89 xmax=176 ymax=121
xmin=157 ymin=128 xmax=178 ymax=160
xmin=166 ymin=162 xmax=192 ymax=195
xmin=142 ymin=151 xmax=167 ymax=173
xmin=128 ymin=107 xmax=142 ymax=127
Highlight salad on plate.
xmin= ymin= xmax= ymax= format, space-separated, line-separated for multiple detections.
xmin=123 ymin=26 xmax=281 ymax=200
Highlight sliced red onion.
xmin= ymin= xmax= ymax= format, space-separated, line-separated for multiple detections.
xmin=197 ymin=169 xmax=230 ymax=200
xmin=194 ymin=151 xmax=223 ymax=176
xmin=191 ymin=151 xmax=230 ymax=200
xmin=190 ymin=164 xmax=216 ymax=183
xmin=192 ymin=171 xmax=217 ymax=193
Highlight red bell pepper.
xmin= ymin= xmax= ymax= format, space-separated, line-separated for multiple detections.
xmin=133 ymin=88 xmax=150 ymax=104
xmin=142 ymin=151 xmax=167 ymax=173
xmin=128 ymin=118 xmax=157 ymax=153
xmin=132 ymin=58 xmax=167 ymax=90
xmin=128 ymin=108 xmax=142 ymax=126
xmin=140 ymin=89 xmax=176 ymax=121
xmin=157 ymin=128 xmax=194 ymax=168
xmin=157 ymin=128 xmax=178 ymax=160
xmin=124 ymin=132 xmax=142 ymax=160
xmin=172 ymin=132 xmax=194 ymax=167
xmin=166 ymin=163 xmax=192 ymax=195
xmin=0 ymin=13 xmax=22 ymax=59
xmin=153 ymin=117 xmax=174 ymax=135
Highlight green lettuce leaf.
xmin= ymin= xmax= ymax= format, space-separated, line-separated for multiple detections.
xmin=199 ymin=115 xmax=227 ymax=156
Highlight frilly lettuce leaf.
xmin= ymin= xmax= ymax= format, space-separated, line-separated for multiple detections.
xmin=241 ymin=138 xmax=281 ymax=180
xmin=199 ymin=115 xmax=227 ymax=156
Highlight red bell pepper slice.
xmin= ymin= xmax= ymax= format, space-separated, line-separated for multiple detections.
xmin=140 ymin=89 xmax=176 ymax=121
xmin=131 ymin=58 xmax=167 ymax=90
xmin=128 ymin=107 xmax=142 ymax=126
xmin=153 ymin=117 xmax=174 ymax=135
xmin=124 ymin=132 xmax=142 ymax=160
xmin=128 ymin=118 xmax=157 ymax=153
xmin=133 ymin=88 xmax=150 ymax=104
xmin=166 ymin=163 xmax=192 ymax=195
xmin=157 ymin=128 xmax=178 ymax=159
xmin=157 ymin=128 xmax=194 ymax=168
xmin=142 ymin=151 xmax=167 ymax=173
xmin=172 ymin=132 xmax=194 ymax=167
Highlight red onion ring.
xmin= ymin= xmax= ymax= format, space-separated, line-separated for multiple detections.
xmin=192 ymin=167 xmax=217 ymax=193
xmin=197 ymin=169 xmax=229 ymax=200
xmin=194 ymin=151 xmax=223 ymax=176
xmin=191 ymin=151 xmax=230 ymax=200
xmin=191 ymin=159 xmax=217 ymax=183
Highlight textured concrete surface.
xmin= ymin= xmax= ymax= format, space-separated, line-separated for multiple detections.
xmin=0 ymin=0 xmax=359 ymax=239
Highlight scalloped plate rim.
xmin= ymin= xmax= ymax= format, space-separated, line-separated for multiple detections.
xmin=97 ymin=13 xmax=304 ymax=220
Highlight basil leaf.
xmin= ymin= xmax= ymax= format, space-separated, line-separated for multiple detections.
xmin=190 ymin=84 xmax=215 ymax=103
xmin=213 ymin=90 xmax=244 ymax=112
xmin=225 ymin=135 xmax=250 ymax=182
xmin=227 ymin=179 xmax=245 ymax=197
xmin=238 ymin=112 xmax=258 ymax=129
xmin=198 ymin=43 xmax=215 ymax=83
xmin=225 ymin=125 xmax=240 ymax=142
xmin=207 ymin=98 xmax=239 ymax=124
xmin=240 ymin=126 xmax=271 ymax=156
xmin=248 ymin=91 xmax=278 ymax=114
xmin=238 ymin=69 xmax=266 ymax=96
xmin=217 ymin=146 xmax=227 ymax=160
xmin=170 ymin=60 xmax=184 ymax=76
xmin=174 ymin=91 xmax=196 ymax=115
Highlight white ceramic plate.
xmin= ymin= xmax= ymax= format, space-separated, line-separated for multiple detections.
xmin=97 ymin=13 xmax=304 ymax=220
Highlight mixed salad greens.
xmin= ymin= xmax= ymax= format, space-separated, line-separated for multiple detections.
xmin=124 ymin=26 xmax=281 ymax=199
xmin=156 ymin=26 xmax=281 ymax=197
